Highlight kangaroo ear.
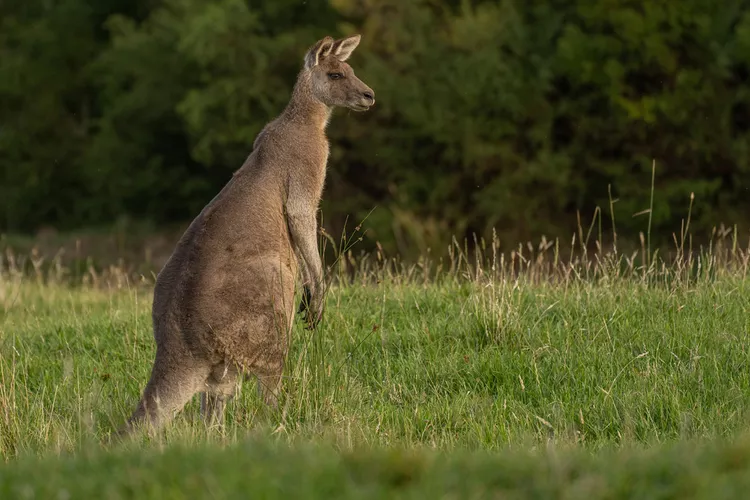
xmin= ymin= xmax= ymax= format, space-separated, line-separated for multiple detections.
xmin=332 ymin=34 xmax=361 ymax=62
xmin=304 ymin=36 xmax=335 ymax=70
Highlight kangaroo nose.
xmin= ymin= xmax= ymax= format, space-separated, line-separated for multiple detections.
xmin=363 ymin=91 xmax=375 ymax=104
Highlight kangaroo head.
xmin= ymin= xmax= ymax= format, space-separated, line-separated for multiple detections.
xmin=303 ymin=35 xmax=375 ymax=112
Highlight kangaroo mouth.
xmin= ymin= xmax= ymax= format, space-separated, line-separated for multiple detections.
xmin=351 ymin=103 xmax=371 ymax=112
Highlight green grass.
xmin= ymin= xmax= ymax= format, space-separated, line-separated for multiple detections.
xmin=3 ymin=275 xmax=749 ymax=452
xmin=5 ymin=435 xmax=750 ymax=498
xmin=1 ymin=239 xmax=750 ymax=496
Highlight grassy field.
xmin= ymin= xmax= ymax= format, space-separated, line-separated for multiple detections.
xmin=5 ymin=434 xmax=750 ymax=498
xmin=1 ymin=236 xmax=750 ymax=497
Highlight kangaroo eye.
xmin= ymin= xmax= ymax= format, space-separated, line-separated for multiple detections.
xmin=327 ymin=73 xmax=343 ymax=80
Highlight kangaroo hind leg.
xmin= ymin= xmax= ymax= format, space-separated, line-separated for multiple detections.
xmin=200 ymin=361 xmax=239 ymax=428
xmin=119 ymin=349 xmax=208 ymax=437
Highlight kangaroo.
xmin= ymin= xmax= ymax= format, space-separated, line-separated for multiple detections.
xmin=118 ymin=34 xmax=374 ymax=435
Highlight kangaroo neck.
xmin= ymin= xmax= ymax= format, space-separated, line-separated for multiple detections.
xmin=282 ymin=72 xmax=332 ymax=132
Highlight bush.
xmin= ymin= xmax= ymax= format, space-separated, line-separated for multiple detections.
xmin=2 ymin=0 xmax=749 ymax=257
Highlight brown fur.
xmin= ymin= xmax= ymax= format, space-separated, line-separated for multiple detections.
xmin=118 ymin=35 xmax=374 ymax=435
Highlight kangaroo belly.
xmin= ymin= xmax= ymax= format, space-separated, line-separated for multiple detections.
xmin=182 ymin=256 xmax=299 ymax=369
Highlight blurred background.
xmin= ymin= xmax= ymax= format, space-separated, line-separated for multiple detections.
xmin=1 ymin=0 xmax=749 ymax=268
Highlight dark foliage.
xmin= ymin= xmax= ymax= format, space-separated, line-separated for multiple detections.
xmin=2 ymin=0 xmax=749 ymax=256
